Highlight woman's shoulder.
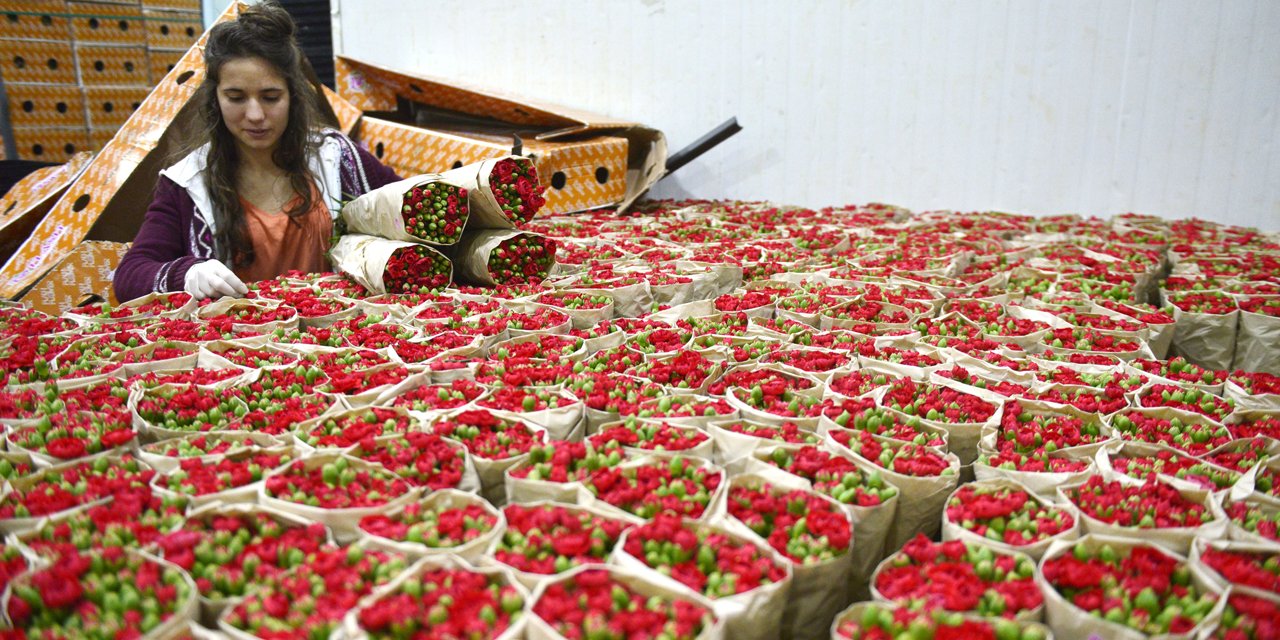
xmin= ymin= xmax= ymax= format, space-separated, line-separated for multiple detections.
xmin=159 ymin=143 xmax=211 ymax=188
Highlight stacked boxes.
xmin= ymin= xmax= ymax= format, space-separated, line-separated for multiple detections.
xmin=0 ymin=0 xmax=203 ymax=160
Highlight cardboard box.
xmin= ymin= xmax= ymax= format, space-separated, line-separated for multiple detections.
xmin=10 ymin=125 xmax=91 ymax=162
xmin=83 ymin=85 xmax=148 ymax=128
xmin=322 ymin=84 xmax=360 ymax=136
xmin=5 ymin=83 xmax=87 ymax=128
xmin=146 ymin=45 xmax=182 ymax=83
xmin=142 ymin=0 xmax=200 ymax=12
xmin=67 ymin=2 xmax=145 ymax=46
xmin=0 ymin=38 xmax=77 ymax=84
xmin=141 ymin=8 xmax=200 ymax=49
xmin=0 ymin=0 xmax=72 ymax=41
xmin=19 ymin=240 xmax=129 ymax=314
xmin=76 ymin=43 xmax=149 ymax=86
xmin=356 ymin=116 xmax=629 ymax=214
xmin=89 ymin=127 xmax=116 ymax=149
xmin=335 ymin=55 xmax=666 ymax=215
xmin=0 ymin=152 xmax=92 ymax=264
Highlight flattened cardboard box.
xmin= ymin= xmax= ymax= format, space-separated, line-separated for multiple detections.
xmin=0 ymin=0 xmax=72 ymax=41
xmin=147 ymin=46 xmax=184 ymax=83
xmin=0 ymin=3 xmax=229 ymax=299
xmin=357 ymin=116 xmax=628 ymax=215
xmin=21 ymin=240 xmax=130 ymax=314
xmin=0 ymin=152 xmax=93 ymax=263
xmin=10 ymin=125 xmax=91 ymax=162
xmin=0 ymin=39 xmax=77 ymax=84
xmin=5 ymin=83 xmax=87 ymax=128
xmin=335 ymin=55 xmax=665 ymax=215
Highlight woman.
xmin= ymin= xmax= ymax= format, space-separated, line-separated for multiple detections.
xmin=113 ymin=1 xmax=399 ymax=302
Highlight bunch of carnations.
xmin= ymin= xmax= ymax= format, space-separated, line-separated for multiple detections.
xmin=509 ymin=441 xmax=624 ymax=483
xmin=1130 ymin=357 xmax=1226 ymax=385
xmin=713 ymin=290 xmax=775 ymax=312
xmin=836 ymin=429 xmax=956 ymax=477
xmin=1199 ymin=544 xmax=1280 ymax=596
xmin=9 ymin=409 xmax=135 ymax=461
xmin=1138 ymin=384 xmax=1235 ymax=421
xmin=1029 ymin=385 xmax=1128 ymax=414
xmin=488 ymin=156 xmax=546 ymax=225
xmin=491 ymin=334 xmax=585 ymax=360
xmin=707 ymin=367 xmax=816 ymax=397
xmin=995 ymin=401 xmax=1107 ymax=454
xmin=1056 ymin=312 xmax=1145 ymax=333
xmin=478 ymin=386 xmax=579 ymax=415
xmin=160 ymin=450 xmax=291 ymax=497
xmin=1231 ymin=413 xmax=1280 ymax=440
xmin=535 ymin=290 xmax=612 ymax=311
xmin=761 ymin=347 xmax=853 ymax=375
xmin=726 ymin=483 xmax=852 ymax=564
xmin=389 ymin=379 xmax=484 ymax=412
xmin=1036 ymin=367 xmax=1147 ymax=393
xmin=945 ymin=483 xmax=1075 ymax=547
xmin=346 ymin=432 xmax=468 ymax=489
xmin=430 ymin=409 xmax=544 ymax=460
xmin=632 ymin=395 xmax=736 ymax=421
xmin=585 ymin=456 xmax=723 ymax=520
xmin=628 ymin=350 xmax=718 ymax=390
xmin=1239 ymin=296 xmax=1280 ymax=317
xmin=762 ymin=446 xmax=898 ymax=507
xmin=297 ymin=407 xmax=415 ymax=448
xmin=1098 ymin=299 xmax=1176 ymax=325
xmin=484 ymin=233 xmax=558 ymax=285
xmin=383 ymin=244 xmax=453 ymax=294
xmin=622 ymin=514 xmax=789 ymax=599
xmin=934 ymin=366 xmax=1033 ymax=397
xmin=329 ymin=313 xmax=418 ymax=349
xmin=21 ymin=493 xmax=187 ymax=561
xmin=880 ymin=378 xmax=997 ymax=424
xmin=319 ymin=364 xmax=414 ymax=396
xmin=475 ymin=357 xmax=575 ymax=388
xmin=576 ymin=345 xmax=649 ymax=375
xmin=391 ymin=331 xmax=478 ymax=363
xmin=1110 ymin=409 xmax=1234 ymax=455
xmin=712 ymin=420 xmax=821 ymax=445
xmin=590 ymin=419 xmax=710 ymax=454
xmin=401 ymin=181 xmax=469 ymax=243
xmin=1167 ymin=290 xmax=1238 ymax=314
xmin=359 ymin=497 xmax=497 ymax=549
xmin=861 ymin=347 xmax=944 ymax=369
xmin=134 ymin=383 xmax=247 ymax=433
xmin=1041 ymin=540 xmax=1218 ymax=635
xmin=5 ymin=548 xmax=194 ymax=637
xmin=827 ymin=369 xmax=898 ymax=399
xmin=565 ymin=372 xmax=663 ymax=416
xmin=873 ymin=534 xmax=1042 ymax=618
xmin=353 ymin=564 xmax=525 ymax=639
xmin=729 ymin=383 xmax=824 ymax=420
xmin=494 ymin=503 xmax=632 ymax=574
xmin=223 ymin=544 xmax=408 ymax=639
xmin=1230 ymin=370 xmax=1280 ymax=396
xmin=228 ymin=393 xmax=331 ymax=436
xmin=1065 ymin=476 xmax=1213 ymax=531
xmin=1043 ymin=327 xmax=1141 ymax=353
xmin=834 ymin=604 xmax=1049 ymax=640
xmin=1213 ymin=593 xmax=1280 ymax=640
xmin=0 ymin=455 xmax=155 ymax=519
xmin=627 ymin=327 xmax=692 ymax=355
xmin=531 ymin=568 xmax=715 ymax=640
xmin=200 ymin=302 xmax=297 ymax=327
xmin=1110 ymin=447 xmax=1240 ymax=491
xmin=823 ymin=399 xmax=947 ymax=447
xmin=263 ymin=456 xmax=413 ymax=510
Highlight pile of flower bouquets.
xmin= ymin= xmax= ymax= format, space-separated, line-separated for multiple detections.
xmin=1 ymin=200 xmax=1278 ymax=639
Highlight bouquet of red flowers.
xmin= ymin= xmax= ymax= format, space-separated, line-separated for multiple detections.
xmin=834 ymin=603 xmax=1051 ymax=640
xmin=347 ymin=559 xmax=527 ymax=640
xmin=530 ymin=567 xmax=716 ymax=640
xmin=330 ymin=234 xmax=454 ymax=295
xmin=493 ymin=502 xmax=632 ymax=577
xmin=872 ymin=534 xmax=1042 ymax=619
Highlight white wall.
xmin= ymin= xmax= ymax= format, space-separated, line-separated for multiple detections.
xmin=333 ymin=0 xmax=1280 ymax=230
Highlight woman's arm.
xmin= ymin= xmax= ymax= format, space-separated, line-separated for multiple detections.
xmin=112 ymin=177 xmax=207 ymax=302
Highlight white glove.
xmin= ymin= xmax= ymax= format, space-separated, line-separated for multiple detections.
xmin=184 ymin=260 xmax=248 ymax=300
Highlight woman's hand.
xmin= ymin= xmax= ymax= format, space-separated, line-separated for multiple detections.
xmin=184 ymin=260 xmax=249 ymax=300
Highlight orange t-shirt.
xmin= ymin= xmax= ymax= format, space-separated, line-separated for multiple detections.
xmin=235 ymin=185 xmax=332 ymax=283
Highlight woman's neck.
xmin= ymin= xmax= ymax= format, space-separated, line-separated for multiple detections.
xmin=236 ymin=144 xmax=282 ymax=176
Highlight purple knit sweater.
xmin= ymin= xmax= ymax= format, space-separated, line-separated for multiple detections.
xmin=113 ymin=133 xmax=401 ymax=302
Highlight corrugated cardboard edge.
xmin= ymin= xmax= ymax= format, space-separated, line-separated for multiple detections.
xmin=335 ymin=56 xmax=667 ymax=212
xmin=19 ymin=240 xmax=131 ymax=315
xmin=0 ymin=152 xmax=94 ymax=246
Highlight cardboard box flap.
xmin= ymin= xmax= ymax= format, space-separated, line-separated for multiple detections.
xmin=335 ymin=56 xmax=635 ymax=138
xmin=323 ymin=84 xmax=361 ymax=136
xmin=19 ymin=240 xmax=130 ymax=315
xmin=0 ymin=152 xmax=94 ymax=263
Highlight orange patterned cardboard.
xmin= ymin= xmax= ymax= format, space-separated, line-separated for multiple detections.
xmin=335 ymin=56 xmax=666 ymax=214
xmin=68 ymin=2 xmax=146 ymax=46
xmin=0 ymin=0 xmax=72 ymax=41
xmin=0 ymin=151 xmax=92 ymax=262
xmin=147 ymin=46 xmax=183 ymax=83
xmin=76 ymin=43 xmax=149 ymax=86
xmin=83 ymin=85 xmax=149 ymax=128
xmin=10 ymin=126 xmax=91 ymax=162
xmin=21 ymin=240 xmax=130 ymax=314
xmin=0 ymin=39 xmax=77 ymax=84
xmin=322 ymin=84 xmax=360 ymax=136
xmin=5 ymin=83 xmax=86 ymax=128
xmin=354 ymin=117 xmax=629 ymax=214
xmin=142 ymin=9 xmax=201 ymax=49
xmin=142 ymin=0 xmax=201 ymax=12
xmin=89 ymin=128 xmax=116 ymax=150
xmin=0 ymin=2 xmax=234 ymax=299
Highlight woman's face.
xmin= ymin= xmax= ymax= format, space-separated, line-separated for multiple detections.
xmin=216 ymin=56 xmax=290 ymax=156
